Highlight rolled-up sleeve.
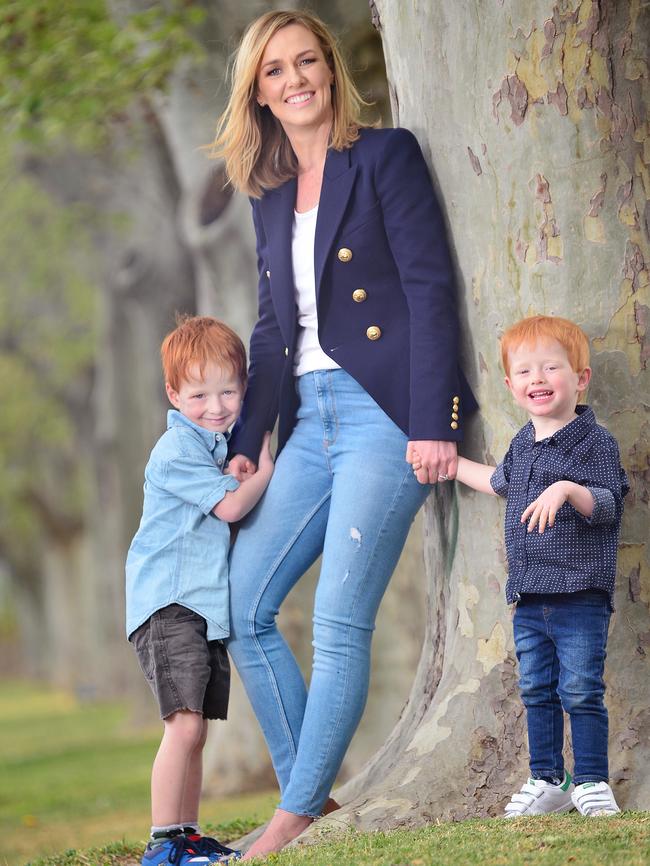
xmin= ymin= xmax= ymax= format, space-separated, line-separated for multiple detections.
xmin=584 ymin=486 xmax=617 ymax=525
xmin=158 ymin=454 xmax=239 ymax=515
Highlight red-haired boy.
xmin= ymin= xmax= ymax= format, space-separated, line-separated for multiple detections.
xmin=126 ymin=316 xmax=273 ymax=865
xmin=415 ymin=315 xmax=628 ymax=817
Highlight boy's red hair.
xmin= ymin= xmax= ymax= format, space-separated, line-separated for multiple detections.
xmin=161 ymin=315 xmax=247 ymax=391
xmin=500 ymin=315 xmax=590 ymax=376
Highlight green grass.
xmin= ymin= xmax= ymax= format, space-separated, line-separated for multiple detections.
xmin=2 ymin=681 xmax=649 ymax=866
xmin=19 ymin=813 xmax=650 ymax=866
xmin=0 ymin=680 xmax=276 ymax=866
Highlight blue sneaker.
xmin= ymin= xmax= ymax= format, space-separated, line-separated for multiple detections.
xmin=186 ymin=834 xmax=242 ymax=863
xmin=142 ymin=836 xmax=212 ymax=866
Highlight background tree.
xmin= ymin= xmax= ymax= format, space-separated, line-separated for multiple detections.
xmin=0 ymin=0 xmax=421 ymax=794
xmin=298 ymin=0 xmax=649 ymax=835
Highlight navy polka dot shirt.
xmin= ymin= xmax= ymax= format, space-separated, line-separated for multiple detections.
xmin=490 ymin=405 xmax=629 ymax=609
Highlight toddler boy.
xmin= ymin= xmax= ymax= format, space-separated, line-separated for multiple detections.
xmin=126 ymin=316 xmax=273 ymax=864
xmin=426 ymin=315 xmax=628 ymax=817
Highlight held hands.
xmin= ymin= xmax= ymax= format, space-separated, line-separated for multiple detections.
xmin=406 ymin=440 xmax=458 ymax=485
xmin=520 ymin=481 xmax=570 ymax=533
xmin=225 ymin=432 xmax=274 ymax=482
xmin=225 ymin=454 xmax=256 ymax=482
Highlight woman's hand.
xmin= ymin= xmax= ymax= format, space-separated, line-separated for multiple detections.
xmin=226 ymin=453 xmax=257 ymax=482
xmin=406 ymin=440 xmax=458 ymax=485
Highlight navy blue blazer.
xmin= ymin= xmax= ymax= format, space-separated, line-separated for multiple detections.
xmin=230 ymin=127 xmax=477 ymax=461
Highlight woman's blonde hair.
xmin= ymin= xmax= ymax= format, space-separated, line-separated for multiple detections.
xmin=210 ymin=9 xmax=367 ymax=198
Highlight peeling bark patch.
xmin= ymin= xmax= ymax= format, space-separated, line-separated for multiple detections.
xmin=589 ymin=173 xmax=608 ymax=217
xmin=476 ymin=623 xmax=508 ymax=673
xmin=467 ymin=146 xmax=482 ymax=175
xmin=529 ymin=173 xmax=563 ymax=263
xmin=634 ymin=302 xmax=649 ymax=370
xmin=547 ymin=82 xmax=568 ymax=115
xmin=628 ymin=564 xmax=642 ymax=602
xmin=584 ymin=172 xmax=608 ymax=243
xmin=492 ymin=74 xmax=528 ymax=125
xmin=624 ymin=243 xmax=649 ymax=293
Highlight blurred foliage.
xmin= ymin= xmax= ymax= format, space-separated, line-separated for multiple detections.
xmin=0 ymin=680 xmax=276 ymax=866
xmin=0 ymin=141 xmax=98 ymax=564
xmin=0 ymin=1 xmax=204 ymax=568
xmin=0 ymin=0 xmax=205 ymax=146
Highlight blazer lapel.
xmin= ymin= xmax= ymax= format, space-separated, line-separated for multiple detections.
xmin=314 ymin=147 xmax=358 ymax=300
xmin=259 ymin=176 xmax=297 ymax=346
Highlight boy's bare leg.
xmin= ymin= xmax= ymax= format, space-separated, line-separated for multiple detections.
xmin=151 ymin=710 xmax=205 ymax=826
xmin=180 ymin=718 xmax=209 ymax=827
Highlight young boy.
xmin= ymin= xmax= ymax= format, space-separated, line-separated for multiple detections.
xmin=419 ymin=315 xmax=628 ymax=818
xmin=126 ymin=316 xmax=273 ymax=865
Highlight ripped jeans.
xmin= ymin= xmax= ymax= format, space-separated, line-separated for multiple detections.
xmin=228 ymin=369 xmax=430 ymax=816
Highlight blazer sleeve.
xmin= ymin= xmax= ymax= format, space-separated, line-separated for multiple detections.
xmin=228 ymin=199 xmax=285 ymax=462
xmin=375 ymin=128 xmax=464 ymax=441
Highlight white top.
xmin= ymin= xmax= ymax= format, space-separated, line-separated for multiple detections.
xmin=291 ymin=205 xmax=340 ymax=376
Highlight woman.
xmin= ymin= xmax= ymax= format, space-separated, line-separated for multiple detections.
xmin=213 ymin=10 xmax=476 ymax=858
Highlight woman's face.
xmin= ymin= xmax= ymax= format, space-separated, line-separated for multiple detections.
xmin=256 ymin=23 xmax=334 ymax=137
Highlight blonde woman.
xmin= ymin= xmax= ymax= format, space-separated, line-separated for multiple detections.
xmin=213 ymin=9 xmax=476 ymax=857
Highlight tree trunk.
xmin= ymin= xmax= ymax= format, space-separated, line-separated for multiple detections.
xmin=304 ymin=0 xmax=649 ymax=834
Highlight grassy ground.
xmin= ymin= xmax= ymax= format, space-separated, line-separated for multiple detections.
xmin=20 ymin=813 xmax=650 ymax=866
xmin=0 ymin=681 xmax=276 ymax=866
xmin=2 ymin=680 xmax=649 ymax=866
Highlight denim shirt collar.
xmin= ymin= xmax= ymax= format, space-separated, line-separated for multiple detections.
xmin=524 ymin=404 xmax=595 ymax=450
xmin=167 ymin=409 xmax=230 ymax=452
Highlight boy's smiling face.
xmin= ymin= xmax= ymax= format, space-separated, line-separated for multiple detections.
xmin=505 ymin=338 xmax=591 ymax=433
xmin=166 ymin=361 xmax=245 ymax=433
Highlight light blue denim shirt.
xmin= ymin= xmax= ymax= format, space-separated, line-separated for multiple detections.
xmin=126 ymin=409 xmax=239 ymax=641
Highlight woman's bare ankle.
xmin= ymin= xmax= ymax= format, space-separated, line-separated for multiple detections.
xmin=242 ymin=808 xmax=313 ymax=860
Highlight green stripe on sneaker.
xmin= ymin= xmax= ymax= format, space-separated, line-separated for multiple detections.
xmin=560 ymin=771 xmax=573 ymax=791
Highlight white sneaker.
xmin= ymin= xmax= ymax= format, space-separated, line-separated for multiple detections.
xmin=504 ymin=771 xmax=574 ymax=817
xmin=571 ymin=782 xmax=621 ymax=816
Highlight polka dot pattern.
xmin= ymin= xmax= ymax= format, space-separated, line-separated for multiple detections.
xmin=490 ymin=405 xmax=629 ymax=608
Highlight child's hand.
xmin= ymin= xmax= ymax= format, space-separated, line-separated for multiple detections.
xmin=521 ymin=481 xmax=570 ymax=533
xmin=257 ymin=431 xmax=274 ymax=475
xmin=226 ymin=454 xmax=257 ymax=481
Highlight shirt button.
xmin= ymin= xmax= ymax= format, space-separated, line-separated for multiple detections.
xmin=216 ymin=434 xmax=221 ymax=441
xmin=217 ymin=458 xmax=224 ymax=466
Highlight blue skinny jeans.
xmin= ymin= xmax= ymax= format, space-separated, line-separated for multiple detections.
xmin=514 ymin=590 xmax=612 ymax=784
xmin=228 ymin=370 xmax=430 ymax=816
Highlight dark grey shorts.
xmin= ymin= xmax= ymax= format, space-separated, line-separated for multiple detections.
xmin=130 ymin=604 xmax=230 ymax=720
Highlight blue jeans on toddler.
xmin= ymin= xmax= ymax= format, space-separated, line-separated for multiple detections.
xmin=227 ymin=370 xmax=430 ymax=817
xmin=513 ymin=590 xmax=611 ymax=785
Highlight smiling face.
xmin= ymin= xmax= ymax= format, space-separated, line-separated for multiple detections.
xmin=166 ymin=361 xmax=245 ymax=434
xmin=505 ymin=338 xmax=591 ymax=435
xmin=256 ymin=22 xmax=334 ymax=137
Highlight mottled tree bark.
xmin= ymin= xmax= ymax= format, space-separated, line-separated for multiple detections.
xmin=299 ymin=0 xmax=649 ymax=834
